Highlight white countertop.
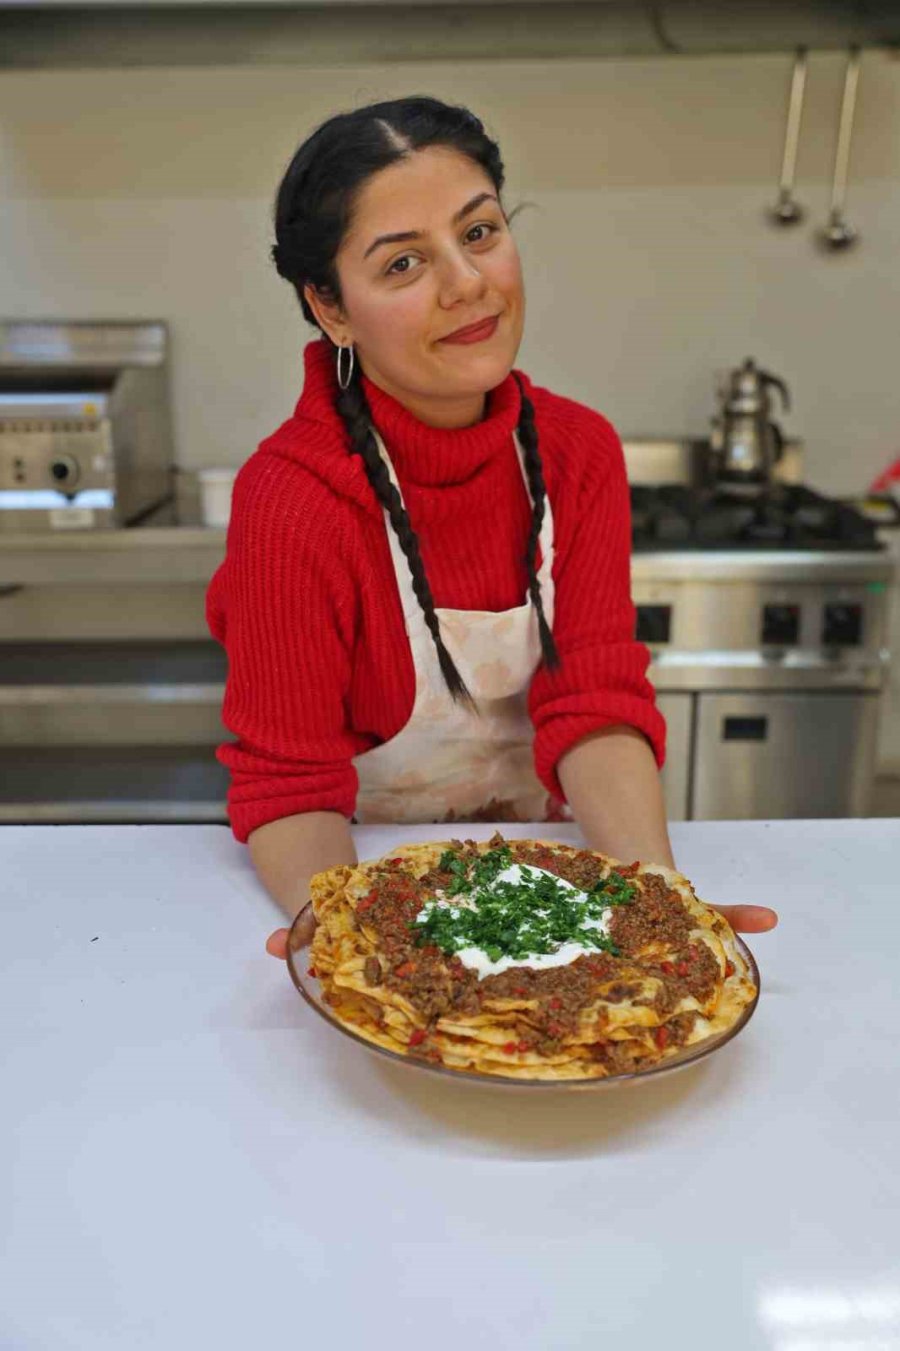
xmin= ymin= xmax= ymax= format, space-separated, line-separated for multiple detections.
xmin=3 ymin=819 xmax=899 ymax=1351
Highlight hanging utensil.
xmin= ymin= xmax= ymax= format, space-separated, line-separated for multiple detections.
xmin=819 ymin=46 xmax=861 ymax=250
xmin=769 ymin=47 xmax=808 ymax=226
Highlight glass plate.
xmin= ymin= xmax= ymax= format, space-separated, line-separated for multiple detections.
xmin=286 ymin=902 xmax=761 ymax=1091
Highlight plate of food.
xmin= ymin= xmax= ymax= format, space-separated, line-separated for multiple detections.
xmin=286 ymin=833 xmax=759 ymax=1088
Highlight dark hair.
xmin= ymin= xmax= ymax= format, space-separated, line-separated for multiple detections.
xmin=271 ymin=95 xmax=559 ymax=702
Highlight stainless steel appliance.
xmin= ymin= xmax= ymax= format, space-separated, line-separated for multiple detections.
xmin=0 ymin=528 xmax=228 ymax=823
xmin=708 ymin=357 xmax=790 ymax=494
xmin=0 ymin=320 xmax=174 ymax=531
xmin=625 ymin=441 xmax=892 ymax=821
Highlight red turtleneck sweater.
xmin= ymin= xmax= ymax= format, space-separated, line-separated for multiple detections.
xmin=206 ymin=339 xmax=665 ymax=842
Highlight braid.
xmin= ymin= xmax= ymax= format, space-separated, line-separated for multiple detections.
xmin=335 ymin=359 xmax=475 ymax=708
xmin=513 ymin=374 xmax=561 ymax=671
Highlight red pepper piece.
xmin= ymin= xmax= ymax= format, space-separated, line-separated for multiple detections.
xmin=676 ymin=961 xmax=690 ymax=977
xmin=513 ymin=987 xmax=528 ymax=998
xmin=549 ymin=996 xmax=562 ymax=1010
xmin=655 ymin=1026 xmax=669 ymax=1050
xmin=408 ymin=1028 xmax=426 ymax=1047
xmin=660 ymin=961 xmax=675 ymax=976
xmin=503 ymin=1041 xmax=518 ymax=1055
xmin=517 ymin=1039 xmax=530 ymax=1053
xmin=357 ymin=890 xmax=379 ymax=913
xmin=306 ymin=966 xmax=318 ymax=979
xmin=547 ymin=1021 xmax=564 ymax=1037
xmin=725 ymin=960 xmax=736 ymax=977
xmin=390 ymin=857 xmax=404 ymax=865
xmin=394 ymin=961 xmax=416 ymax=978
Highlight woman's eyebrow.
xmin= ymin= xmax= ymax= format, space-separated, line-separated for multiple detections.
xmin=362 ymin=192 xmax=499 ymax=259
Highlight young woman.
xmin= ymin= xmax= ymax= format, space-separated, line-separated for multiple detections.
xmin=206 ymin=96 xmax=778 ymax=957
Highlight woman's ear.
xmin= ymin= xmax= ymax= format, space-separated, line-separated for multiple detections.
xmin=303 ymin=282 xmax=349 ymax=347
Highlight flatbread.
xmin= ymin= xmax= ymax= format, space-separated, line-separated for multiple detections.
xmin=308 ymin=834 xmax=757 ymax=1081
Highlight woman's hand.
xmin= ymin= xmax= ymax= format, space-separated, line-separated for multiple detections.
xmin=712 ymin=903 xmax=778 ymax=933
xmin=266 ymin=907 xmax=315 ymax=962
xmin=250 ymin=811 xmax=357 ymax=963
xmin=266 ymin=929 xmax=291 ymax=961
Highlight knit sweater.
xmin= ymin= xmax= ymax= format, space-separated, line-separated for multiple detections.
xmin=206 ymin=338 xmax=666 ymax=842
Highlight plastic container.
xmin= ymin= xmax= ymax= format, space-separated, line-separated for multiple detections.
xmin=197 ymin=467 xmax=237 ymax=528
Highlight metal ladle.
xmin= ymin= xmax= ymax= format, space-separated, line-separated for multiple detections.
xmin=770 ymin=47 xmax=808 ymax=226
xmin=819 ymin=46 xmax=861 ymax=251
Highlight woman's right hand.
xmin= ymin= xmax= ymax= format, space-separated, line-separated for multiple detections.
xmin=250 ymin=811 xmax=355 ymax=963
xmin=266 ymin=906 xmax=316 ymax=961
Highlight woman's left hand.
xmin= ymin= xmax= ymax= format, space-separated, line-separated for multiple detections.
xmin=713 ymin=904 xmax=778 ymax=933
xmin=266 ymin=928 xmax=291 ymax=961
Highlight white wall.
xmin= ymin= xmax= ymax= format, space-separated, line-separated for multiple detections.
xmin=2 ymin=50 xmax=899 ymax=495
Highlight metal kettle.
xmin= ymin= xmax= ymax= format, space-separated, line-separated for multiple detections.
xmin=709 ymin=358 xmax=790 ymax=493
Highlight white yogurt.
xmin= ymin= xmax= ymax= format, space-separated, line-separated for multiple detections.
xmin=415 ymin=862 xmax=613 ymax=978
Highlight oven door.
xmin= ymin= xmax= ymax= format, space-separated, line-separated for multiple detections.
xmin=690 ymin=691 xmax=880 ymax=819
xmin=655 ymin=692 xmax=692 ymax=821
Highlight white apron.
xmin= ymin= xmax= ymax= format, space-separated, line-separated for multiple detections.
xmin=353 ymin=426 xmax=571 ymax=826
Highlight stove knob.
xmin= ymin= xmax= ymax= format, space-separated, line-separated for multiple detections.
xmin=822 ymin=603 xmax=863 ymax=647
xmin=635 ymin=604 xmax=672 ymax=644
xmin=49 ymin=454 xmax=80 ymax=488
xmin=761 ymin=604 xmax=800 ymax=646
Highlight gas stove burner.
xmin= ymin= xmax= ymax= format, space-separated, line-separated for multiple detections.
xmin=631 ymin=483 xmax=881 ymax=552
xmin=694 ymin=500 xmax=756 ymax=544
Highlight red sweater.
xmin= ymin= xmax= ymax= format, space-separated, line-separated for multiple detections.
xmin=206 ymin=338 xmax=665 ymax=842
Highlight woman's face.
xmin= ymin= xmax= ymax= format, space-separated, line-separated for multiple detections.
xmin=305 ymin=145 xmax=525 ymax=428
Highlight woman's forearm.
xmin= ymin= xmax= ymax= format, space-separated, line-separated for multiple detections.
xmin=247 ymin=810 xmax=357 ymax=923
xmin=556 ymin=725 xmax=675 ymax=868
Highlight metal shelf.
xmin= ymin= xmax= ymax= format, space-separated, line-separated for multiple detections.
xmin=0 ymin=800 xmax=228 ymax=823
xmin=0 ymin=526 xmax=225 ymax=586
xmin=0 ymin=744 xmax=230 ymax=821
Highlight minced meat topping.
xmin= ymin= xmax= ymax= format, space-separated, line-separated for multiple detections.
xmin=354 ymin=835 xmax=721 ymax=1032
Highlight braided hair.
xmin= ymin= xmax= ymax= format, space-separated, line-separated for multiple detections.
xmin=271 ymin=95 xmax=560 ymax=702
xmin=334 ymin=361 xmax=475 ymax=705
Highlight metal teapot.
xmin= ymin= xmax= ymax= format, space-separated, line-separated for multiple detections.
xmin=709 ymin=358 xmax=791 ymax=494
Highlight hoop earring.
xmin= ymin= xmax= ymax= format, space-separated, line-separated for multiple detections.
xmin=336 ymin=342 xmax=355 ymax=391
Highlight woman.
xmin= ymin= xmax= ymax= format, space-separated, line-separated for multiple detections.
xmin=206 ymin=95 xmax=778 ymax=957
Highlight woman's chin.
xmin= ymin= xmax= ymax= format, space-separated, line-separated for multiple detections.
xmin=432 ymin=344 xmax=516 ymax=387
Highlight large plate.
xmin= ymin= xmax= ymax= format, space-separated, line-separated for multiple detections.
xmin=286 ymin=902 xmax=760 ymax=1091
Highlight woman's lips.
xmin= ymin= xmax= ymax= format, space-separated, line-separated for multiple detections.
xmin=439 ymin=315 xmax=500 ymax=345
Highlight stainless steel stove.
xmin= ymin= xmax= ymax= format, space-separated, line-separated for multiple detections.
xmin=625 ymin=443 xmax=893 ymax=821
xmin=632 ymin=482 xmax=882 ymax=553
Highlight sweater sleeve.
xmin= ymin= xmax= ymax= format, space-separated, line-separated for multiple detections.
xmin=528 ymin=405 xmax=666 ymax=800
xmin=206 ymin=451 xmax=362 ymax=842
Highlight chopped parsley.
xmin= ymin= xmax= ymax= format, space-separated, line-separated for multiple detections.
xmin=413 ymin=848 xmax=634 ymax=963
xmin=437 ymin=844 xmax=512 ymax=896
xmin=589 ymin=871 xmax=637 ymax=907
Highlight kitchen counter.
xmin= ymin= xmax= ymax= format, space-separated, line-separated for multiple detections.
xmin=2 ymin=523 xmax=894 ymax=587
xmin=3 ymin=819 xmax=899 ymax=1350
xmin=0 ymin=525 xmax=226 ymax=586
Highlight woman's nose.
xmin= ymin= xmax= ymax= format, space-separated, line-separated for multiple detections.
xmin=437 ymin=250 xmax=487 ymax=307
